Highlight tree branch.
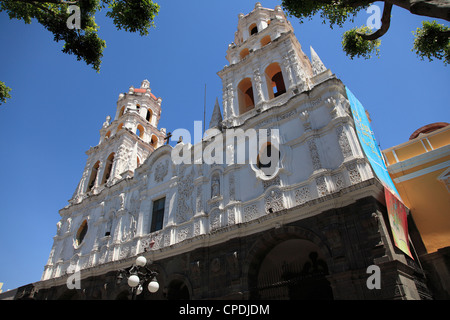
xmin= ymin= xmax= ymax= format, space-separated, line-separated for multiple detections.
xmin=6 ymin=0 xmax=78 ymax=4
xmin=385 ymin=0 xmax=450 ymax=21
xmin=358 ymin=3 xmax=393 ymax=40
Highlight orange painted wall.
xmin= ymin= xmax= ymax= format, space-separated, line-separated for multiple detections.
xmin=383 ymin=125 xmax=450 ymax=253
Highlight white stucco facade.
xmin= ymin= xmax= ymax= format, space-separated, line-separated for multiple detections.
xmin=41 ymin=3 xmax=375 ymax=282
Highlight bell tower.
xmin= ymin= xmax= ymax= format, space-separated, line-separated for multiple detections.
xmin=71 ymin=80 xmax=166 ymax=204
xmin=218 ymin=3 xmax=319 ymax=128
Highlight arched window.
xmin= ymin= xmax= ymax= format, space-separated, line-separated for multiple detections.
xmin=119 ymin=106 xmax=125 ymax=117
xmin=86 ymin=161 xmax=100 ymax=192
xmin=265 ymin=62 xmax=286 ymax=99
xmin=101 ymin=153 xmax=115 ymax=185
xmin=249 ymin=23 xmax=258 ymax=35
xmin=146 ymin=109 xmax=152 ymax=122
xmin=240 ymin=48 xmax=250 ymax=60
xmin=257 ymin=142 xmax=280 ymax=176
xmin=76 ymin=220 xmax=88 ymax=246
xmin=261 ymin=35 xmax=271 ymax=47
xmin=237 ymin=78 xmax=255 ymax=115
xmin=136 ymin=124 xmax=145 ymax=139
xmin=105 ymin=131 xmax=111 ymax=139
xmin=151 ymin=135 xmax=158 ymax=148
xmin=117 ymin=123 xmax=124 ymax=133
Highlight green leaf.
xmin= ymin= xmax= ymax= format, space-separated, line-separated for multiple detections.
xmin=342 ymin=26 xmax=381 ymax=60
xmin=0 ymin=81 xmax=12 ymax=106
xmin=412 ymin=20 xmax=450 ymax=65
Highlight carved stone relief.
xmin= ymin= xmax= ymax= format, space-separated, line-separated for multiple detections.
xmin=155 ymin=159 xmax=169 ymax=183
xmin=308 ymin=139 xmax=322 ymax=171
xmin=347 ymin=163 xmax=362 ymax=184
xmin=176 ymin=166 xmax=195 ymax=224
xmin=316 ymin=176 xmax=328 ymax=197
xmin=265 ymin=189 xmax=285 ymax=214
xmin=211 ymin=172 xmax=220 ymax=198
xmin=243 ymin=204 xmax=258 ymax=222
xmin=337 ymin=126 xmax=353 ymax=158
xmin=295 ymin=186 xmax=310 ymax=205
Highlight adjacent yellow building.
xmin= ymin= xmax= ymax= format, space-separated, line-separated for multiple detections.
xmin=383 ymin=122 xmax=450 ymax=253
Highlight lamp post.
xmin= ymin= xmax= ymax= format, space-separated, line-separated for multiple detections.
xmin=116 ymin=256 xmax=159 ymax=300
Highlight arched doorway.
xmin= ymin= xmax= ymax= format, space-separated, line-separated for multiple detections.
xmin=167 ymin=279 xmax=190 ymax=300
xmin=250 ymin=238 xmax=333 ymax=300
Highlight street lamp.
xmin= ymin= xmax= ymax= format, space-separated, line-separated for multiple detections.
xmin=116 ymin=256 xmax=159 ymax=299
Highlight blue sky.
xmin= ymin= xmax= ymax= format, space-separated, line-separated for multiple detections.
xmin=0 ymin=1 xmax=448 ymax=292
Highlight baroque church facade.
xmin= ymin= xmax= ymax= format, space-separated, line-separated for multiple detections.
xmin=22 ymin=3 xmax=428 ymax=300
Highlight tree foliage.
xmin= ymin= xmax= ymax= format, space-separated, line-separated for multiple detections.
xmin=0 ymin=0 xmax=160 ymax=106
xmin=342 ymin=26 xmax=381 ymax=60
xmin=413 ymin=20 xmax=450 ymax=65
xmin=282 ymin=0 xmax=450 ymax=62
xmin=0 ymin=81 xmax=12 ymax=106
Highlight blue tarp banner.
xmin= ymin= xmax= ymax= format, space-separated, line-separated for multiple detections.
xmin=345 ymin=87 xmax=401 ymax=199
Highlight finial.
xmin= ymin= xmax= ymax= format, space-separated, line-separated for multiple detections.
xmin=310 ymin=46 xmax=327 ymax=76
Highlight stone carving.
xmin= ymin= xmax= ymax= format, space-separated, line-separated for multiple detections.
xmin=194 ymin=220 xmax=201 ymax=236
xmin=316 ymin=176 xmax=328 ymax=197
xmin=337 ymin=126 xmax=353 ymax=158
xmin=300 ymin=110 xmax=311 ymax=131
xmin=265 ymin=189 xmax=284 ymax=214
xmin=262 ymin=175 xmax=280 ymax=190
xmin=196 ymin=185 xmax=203 ymax=213
xmin=243 ymin=204 xmax=258 ymax=222
xmin=278 ymin=109 xmax=296 ymax=121
xmin=155 ymin=159 xmax=169 ymax=182
xmin=333 ymin=173 xmax=345 ymax=191
xmin=102 ymin=115 xmax=111 ymax=128
xmin=227 ymin=207 xmax=236 ymax=226
xmin=164 ymin=233 xmax=171 ymax=247
xmin=176 ymin=166 xmax=195 ymax=223
xmin=326 ymin=97 xmax=338 ymax=118
xmin=141 ymin=232 xmax=163 ymax=251
xmin=283 ymin=54 xmax=294 ymax=87
xmin=310 ymin=97 xmax=322 ymax=108
xmin=211 ymin=172 xmax=220 ymax=198
xmin=253 ymin=68 xmax=264 ymax=103
xmin=288 ymin=49 xmax=306 ymax=90
xmin=141 ymin=79 xmax=150 ymax=89
xmin=120 ymin=213 xmax=136 ymax=242
xmin=347 ymin=163 xmax=362 ymax=184
xmin=224 ymin=82 xmax=235 ymax=118
xmin=177 ymin=226 xmax=191 ymax=243
xmin=295 ymin=186 xmax=310 ymax=205
xmin=308 ymin=139 xmax=321 ymax=171
xmin=229 ymin=173 xmax=235 ymax=201
xmin=310 ymin=46 xmax=327 ymax=75
xmin=210 ymin=209 xmax=221 ymax=231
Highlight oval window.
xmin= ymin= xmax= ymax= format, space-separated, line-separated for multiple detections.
xmin=76 ymin=220 xmax=88 ymax=246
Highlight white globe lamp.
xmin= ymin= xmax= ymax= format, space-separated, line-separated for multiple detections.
xmin=136 ymin=256 xmax=147 ymax=267
xmin=148 ymin=280 xmax=159 ymax=293
xmin=127 ymin=275 xmax=140 ymax=288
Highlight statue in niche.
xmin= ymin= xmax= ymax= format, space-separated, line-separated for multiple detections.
xmin=211 ymin=173 xmax=220 ymax=198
